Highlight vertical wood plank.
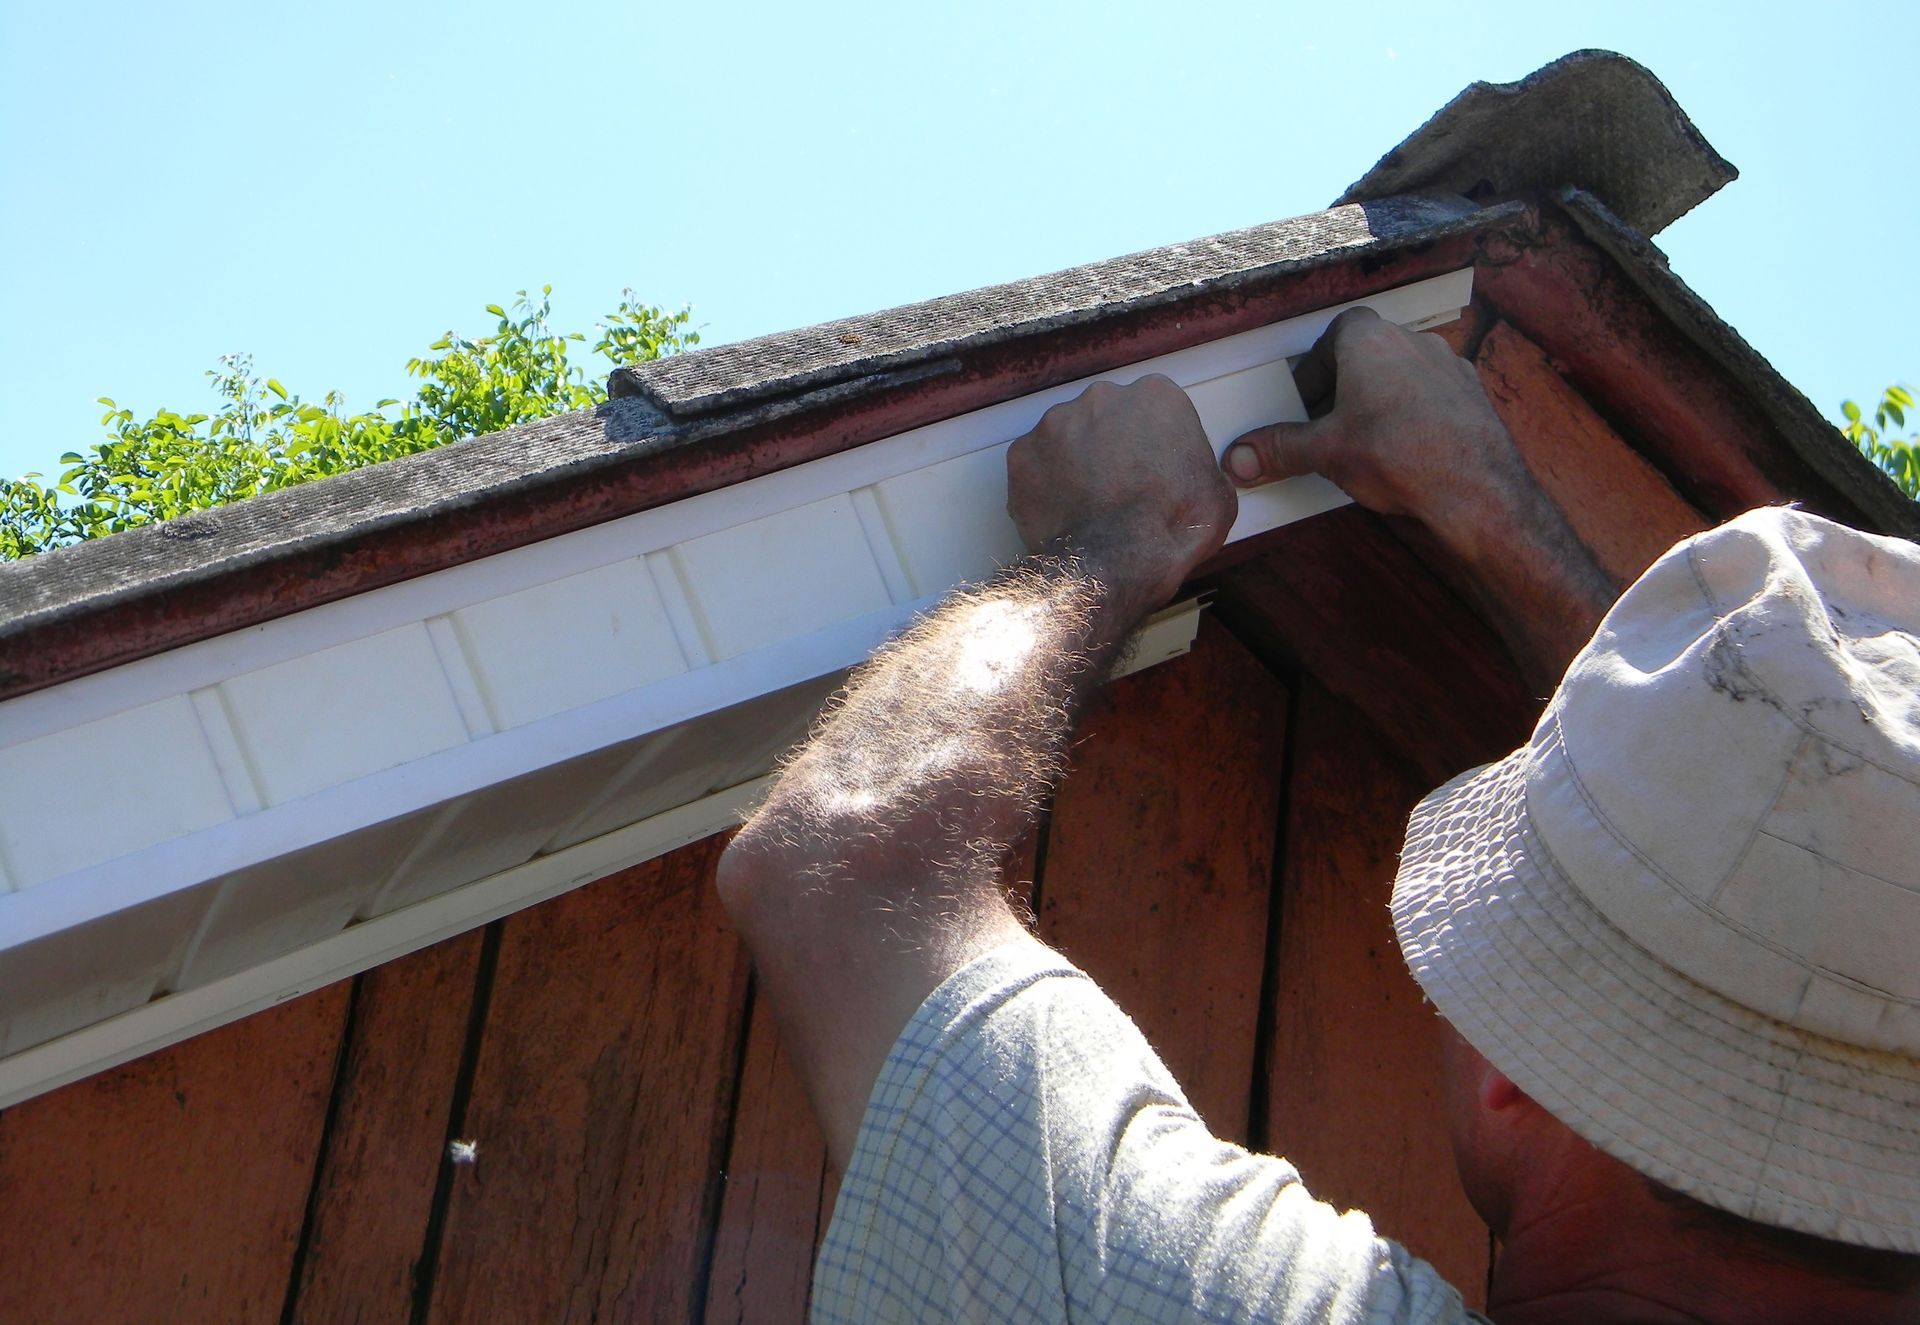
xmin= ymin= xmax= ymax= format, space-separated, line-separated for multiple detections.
xmin=0 ymin=985 xmax=350 ymax=1325
xmin=1037 ymin=617 xmax=1287 ymax=1143
xmin=1265 ymin=679 xmax=1490 ymax=1302
xmin=703 ymin=835 xmax=1040 ymax=1325
xmin=702 ymin=996 xmax=828 ymax=1325
xmin=424 ymin=835 xmax=751 ymax=1324
xmin=1211 ymin=506 xmax=1535 ymax=788
xmin=288 ymin=929 xmax=486 ymax=1324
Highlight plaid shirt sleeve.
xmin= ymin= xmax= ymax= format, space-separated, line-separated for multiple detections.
xmin=812 ymin=935 xmax=1487 ymax=1325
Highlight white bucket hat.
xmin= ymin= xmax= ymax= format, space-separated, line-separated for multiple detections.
xmin=1392 ymin=505 xmax=1920 ymax=1254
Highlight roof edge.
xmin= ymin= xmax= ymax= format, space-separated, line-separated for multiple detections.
xmin=610 ymin=194 xmax=1487 ymax=418
xmin=0 ymin=199 xmax=1516 ymax=701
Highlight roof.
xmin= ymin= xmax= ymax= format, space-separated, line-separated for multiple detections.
xmin=609 ymin=197 xmax=1481 ymax=419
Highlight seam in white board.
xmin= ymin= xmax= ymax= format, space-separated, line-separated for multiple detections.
xmin=425 ymin=616 xmax=499 ymax=740
xmin=356 ymin=801 xmax=464 ymax=922
xmin=848 ymin=486 xmax=917 ymax=605
xmin=647 ymin=548 xmax=716 ymax=669
xmin=536 ymin=734 xmax=673 ymax=857
xmin=188 ymin=687 xmax=266 ymax=817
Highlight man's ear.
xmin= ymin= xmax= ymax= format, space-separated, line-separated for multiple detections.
xmin=1443 ymin=1023 xmax=1529 ymax=1114
xmin=1476 ymin=1060 xmax=1528 ymax=1114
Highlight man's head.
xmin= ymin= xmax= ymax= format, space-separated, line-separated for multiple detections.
xmin=1391 ymin=507 xmax=1920 ymax=1256
xmin=1436 ymin=1020 xmax=1920 ymax=1304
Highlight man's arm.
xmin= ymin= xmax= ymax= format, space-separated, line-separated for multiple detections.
xmin=1225 ymin=307 xmax=1619 ymax=690
xmin=716 ymin=375 xmax=1235 ymax=1171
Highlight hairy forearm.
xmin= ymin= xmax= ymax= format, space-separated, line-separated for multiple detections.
xmin=1428 ymin=479 xmax=1620 ymax=693
xmin=718 ymin=547 xmax=1157 ymax=1166
xmin=742 ymin=556 xmax=1138 ymax=892
xmin=1223 ymin=310 xmax=1621 ymax=693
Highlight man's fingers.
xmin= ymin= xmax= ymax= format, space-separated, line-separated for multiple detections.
xmin=1291 ymin=305 xmax=1391 ymax=415
xmin=1223 ymin=418 xmax=1327 ymax=488
xmin=1290 ymin=338 xmax=1338 ymax=414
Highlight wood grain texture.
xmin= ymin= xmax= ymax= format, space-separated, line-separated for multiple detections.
xmin=288 ymin=929 xmax=486 ymax=1325
xmin=0 ymin=985 xmax=350 ymax=1325
xmin=423 ymin=834 xmax=751 ymax=1325
xmin=1475 ymin=320 xmax=1709 ymax=586
xmin=1209 ymin=505 xmax=1536 ymax=787
xmin=1037 ymin=616 xmax=1287 ymax=1143
xmin=702 ymin=994 xmax=828 ymax=1325
xmin=1264 ymin=679 xmax=1490 ymax=1304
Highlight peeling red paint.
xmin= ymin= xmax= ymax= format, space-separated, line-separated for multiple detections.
xmin=1473 ymin=208 xmax=1852 ymax=522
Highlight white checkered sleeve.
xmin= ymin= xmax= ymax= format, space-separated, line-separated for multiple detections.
xmin=812 ymin=936 xmax=1486 ymax=1325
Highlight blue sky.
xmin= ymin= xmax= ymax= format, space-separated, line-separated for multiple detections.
xmin=1 ymin=2 xmax=1912 ymax=485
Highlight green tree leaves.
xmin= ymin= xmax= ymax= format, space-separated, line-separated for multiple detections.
xmin=0 ymin=290 xmax=698 ymax=560
xmin=1839 ymin=384 xmax=1920 ymax=500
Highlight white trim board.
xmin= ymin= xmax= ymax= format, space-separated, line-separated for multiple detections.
xmin=0 ymin=269 xmax=1470 ymax=746
xmin=0 ymin=270 xmax=1470 ymax=1105
xmin=0 ymin=774 xmax=776 ymax=1111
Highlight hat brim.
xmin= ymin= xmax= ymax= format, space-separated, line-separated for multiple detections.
xmin=1391 ymin=742 xmax=1920 ymax=1254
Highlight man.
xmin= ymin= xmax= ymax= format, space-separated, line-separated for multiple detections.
xmin=717 ymin=308 xmax=1920 ymax=1322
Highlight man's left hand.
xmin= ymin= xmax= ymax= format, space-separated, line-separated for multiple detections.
xmin=1007 ymin=374 xmax=1236 ymax=610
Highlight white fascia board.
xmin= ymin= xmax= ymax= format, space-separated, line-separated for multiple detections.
xmin=0 ymin=270 xmax=1469 ymax=1104
xmin=0 ymin=600 xmax=915 ymax=948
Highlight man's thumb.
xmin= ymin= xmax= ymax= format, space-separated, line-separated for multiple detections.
xmin=1222 ymin=419 xmax=1326 ymax=489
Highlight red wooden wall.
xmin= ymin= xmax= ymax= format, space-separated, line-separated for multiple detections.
xmin=0 ymin=295 xmax=1768 ymax=1322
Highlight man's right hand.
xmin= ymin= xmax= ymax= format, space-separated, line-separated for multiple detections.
xmin=1221 ymin=306 xmax=1536 ymax=565
xmin=1222 ymin=305 xmax=1619 ymax=689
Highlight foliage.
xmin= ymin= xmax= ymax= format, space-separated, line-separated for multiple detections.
xmin=0 ymin=289 xmax=698 ymax=560
xmin=1839 ymin=385 xmax=1920 ymax=500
